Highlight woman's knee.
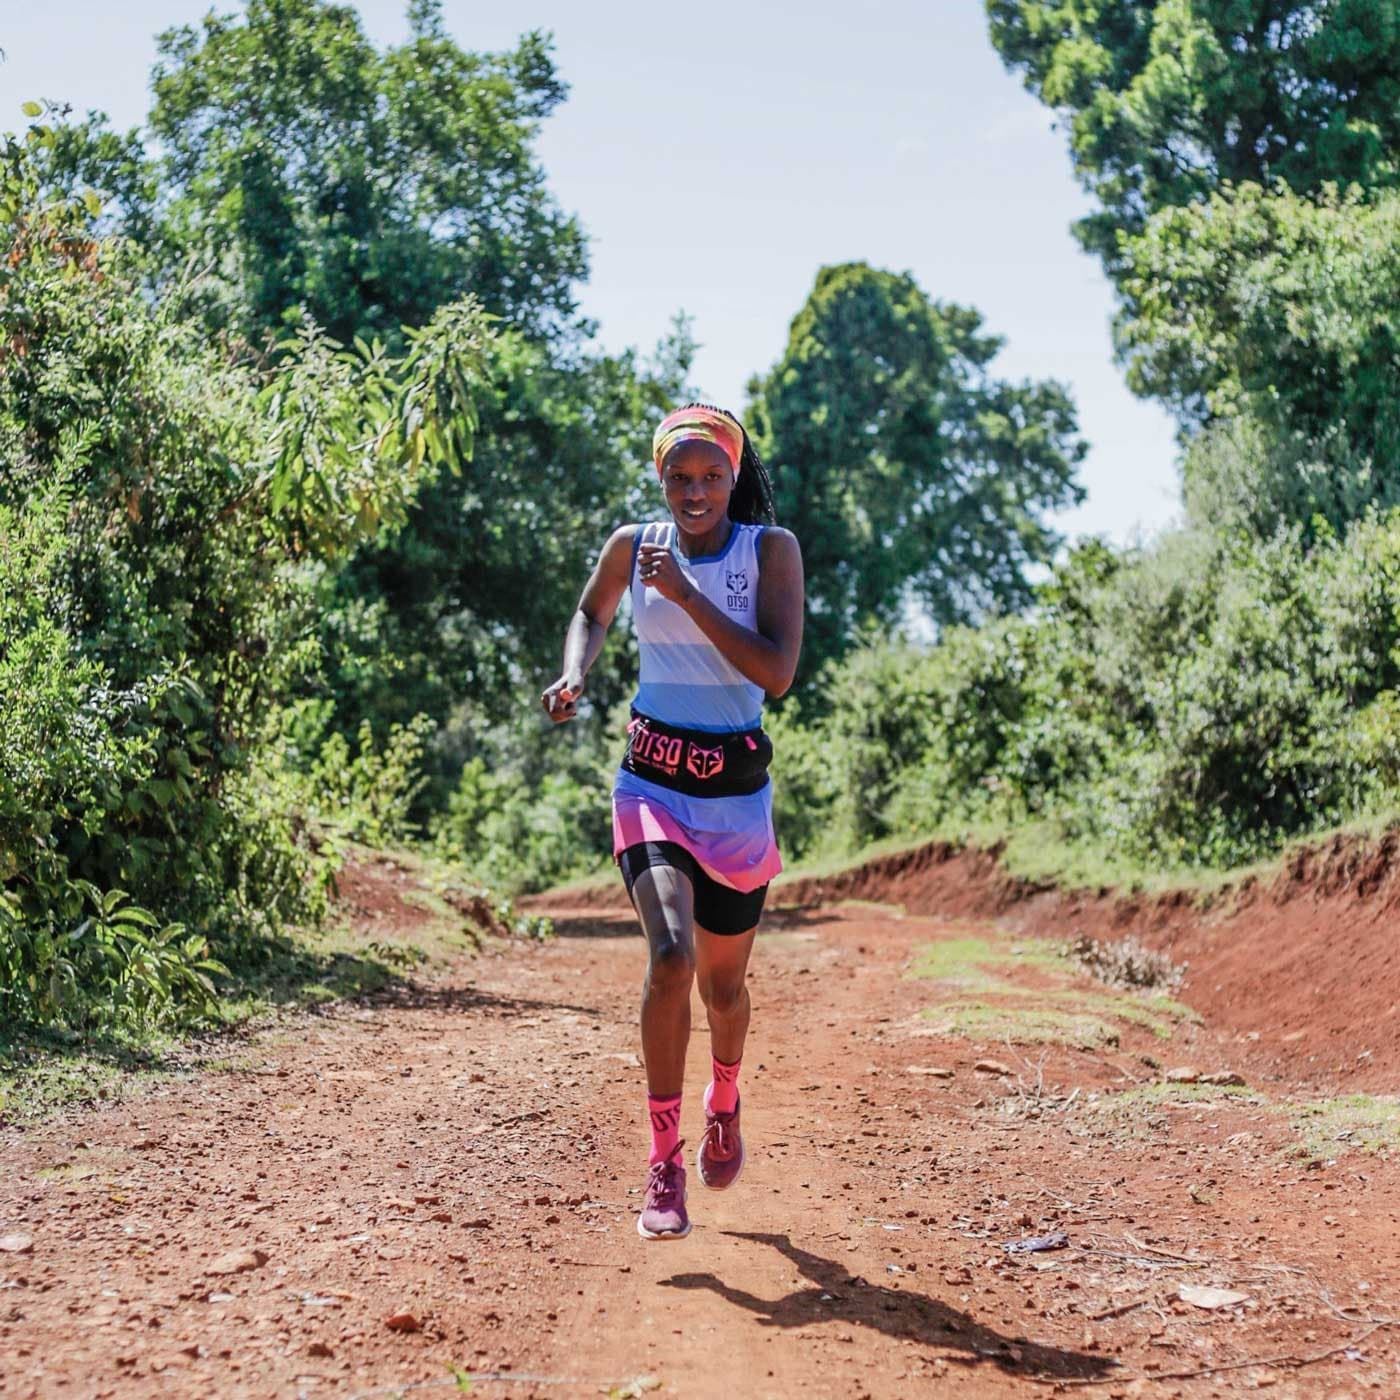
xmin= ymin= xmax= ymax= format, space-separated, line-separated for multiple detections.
xmin=646 ymin=937 xmax=695 ymax=994
xmin=699 ymin=970 xmax=747 ymax=1016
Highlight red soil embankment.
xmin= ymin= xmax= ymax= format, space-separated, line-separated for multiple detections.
xmin=538 ymin=831 xmax=1400 ymax=1090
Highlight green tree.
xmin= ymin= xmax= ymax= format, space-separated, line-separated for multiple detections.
xmin=747 ymin=262 xmax=1085 ymax=680
xmin=1118 ymin=181 xmax=1400 ymax=534
xmin=986 ymin=0 xmax=1400 ymax=279
xmin=46 ymin=0 xmax=585 ymax=349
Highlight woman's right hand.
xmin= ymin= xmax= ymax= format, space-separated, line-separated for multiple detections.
xmin=540 ymin=672 xmax=584 ymax=723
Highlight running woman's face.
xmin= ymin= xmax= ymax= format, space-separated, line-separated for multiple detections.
xmin=660 ymin=440 xmax=734 ymax=539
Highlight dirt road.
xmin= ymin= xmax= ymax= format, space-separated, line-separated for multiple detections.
xmin=3 ymin=855 xmax=1399 ymax=1398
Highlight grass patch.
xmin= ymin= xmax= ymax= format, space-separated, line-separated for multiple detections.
xmin=1070 ymin=991 xmax=1199 ymax=1039
xmin=922 ymin=1001 xmax=1120 ymax=1049
xmin=909 ymin=933 xmax=1070 ymax=990
xmin=1100 ymin=1081 xmax=1260 ymax=1112
xmin=1285 ymin=1095 xmax=1400 ymax=1162
xmin=0 ymin=1028 xmax=186 ymax=1128
xmin=907 ymin=925 xmax=1199 ymax=1048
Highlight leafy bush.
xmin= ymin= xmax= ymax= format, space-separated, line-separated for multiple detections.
xmin=434 ymin=749 xmax=614 ymax=895
xmin=0 ymin=119 xmax=489 ymax=1031
xmin=306 ymin=715 xmax=437 ymax=846
xmin=771 ymin=513 xmax=1400 ymax=874
xmin=0 ymin=884 xmax=226 ymax=1032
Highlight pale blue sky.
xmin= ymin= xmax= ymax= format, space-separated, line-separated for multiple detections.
xmin=4 ymin=0 xmax=1181 ymax=545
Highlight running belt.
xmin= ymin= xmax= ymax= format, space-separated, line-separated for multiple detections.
xmin=622 ymin=709 xmax=772 ymax=798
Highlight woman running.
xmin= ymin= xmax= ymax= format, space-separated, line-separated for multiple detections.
xmin=541 ymin=403 xmax=804 ymax=1240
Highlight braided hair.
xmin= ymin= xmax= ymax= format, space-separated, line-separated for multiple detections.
xmin=669 ymin=401 xmax=777 ymax=525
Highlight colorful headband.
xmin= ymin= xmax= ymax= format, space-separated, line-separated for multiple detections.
xmin=652 ymin=406 xmax=743 ymax=480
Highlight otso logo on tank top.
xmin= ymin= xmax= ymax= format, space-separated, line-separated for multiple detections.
xmin=725 ymin=568 xmax=749 ymax=612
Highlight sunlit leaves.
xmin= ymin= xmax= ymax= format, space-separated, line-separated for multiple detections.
xmin=260 ymin=296 xmax=490 ymax=558
xmin=988 ymin=1 xmax=1400 ymax=275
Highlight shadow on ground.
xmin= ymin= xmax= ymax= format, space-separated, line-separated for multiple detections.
xmin=661 ymin=1231 xmax=1117 ymax=1383
xmin=362 ymin=980 xmax=602 ymax=1020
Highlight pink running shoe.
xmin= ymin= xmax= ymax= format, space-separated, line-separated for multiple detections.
xmin=697 ymin=1098 xmax=745 ymax=1190
xmin=637 ymin=1145 xmax=691 ymax=1240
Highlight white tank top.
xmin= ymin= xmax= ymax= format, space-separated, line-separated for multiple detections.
xmin=630 ymin=520 xmax=766 ymax=733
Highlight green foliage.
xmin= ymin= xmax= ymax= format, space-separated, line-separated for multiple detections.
xmin=1119 ymin=183 xmax=1400 ymax=537
xmin=45 ymin=0 xmax=585 ymax=349
xmin=987 ymin=0 xmax=1400 ymax=278
xmin=307 ymin=715 xmax=437 ymax=846
xmin=0 ymin=883 xmax=227 ymax=1032
xmin=433 ymin=740 xmax=614 ymax=895
xmin=0 ymin=117 xmax=492 ymax=1032
xmin=748 ymin=261 xmax=1085 ymax=681
xmin=320 ymin=320 xmax=694 ymax=804
xmin=775 ymin=513 xmax=1400 ymax=873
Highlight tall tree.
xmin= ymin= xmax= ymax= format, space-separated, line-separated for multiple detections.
xmin=47 ymin=0 xmax=586 ymax=349
xmin=1119 ymin=182 xmax=1400 ymax=536
xmin=748 ymin=262 xmax=1086 ymax=681
xmin=986 ymin=0 xmax=1400 ymax=279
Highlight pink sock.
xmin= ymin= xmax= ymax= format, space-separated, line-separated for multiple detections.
xmin=647 ymin=1093 xmax=682 ymax=1166
xmin=706 ymin=1056 xmax=741 ymax=1115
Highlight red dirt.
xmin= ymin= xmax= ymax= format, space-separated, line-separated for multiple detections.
xmin=5 ymin=840 xmax=1400 ymax=1397
xmin=768 ymin=833 xmax=1400 ymax=1094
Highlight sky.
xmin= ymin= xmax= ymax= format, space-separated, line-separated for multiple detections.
xmin=3 ymin=0 xmax=1182 ymax=546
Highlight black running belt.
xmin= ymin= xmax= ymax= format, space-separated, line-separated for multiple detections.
xmin=621 ymin=708 xmax=772 ymax=798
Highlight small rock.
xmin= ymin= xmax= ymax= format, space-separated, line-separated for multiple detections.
xmin=0 ymin=1234 xmax=33 ymax=1255
xmin=1165 ymin=1067 xmax=1200 ymax=1084
xmin=206 ymin=1248 xmax=269 ymax=1277
xmin=1178 ymin=1284 xmax=1249 ymax=1310
xmin=1201 ymin=1070 xmax=1245 ymax=1087
xmin=974 ymin=1060 xmax=1012 ymax=1077
xmin=905 ymin=1066 xmax=954 ymax=1078
xmin=307 ymin=1340 xmax=334 ymax=1358
xmin=384 ymin=1311 xmax=421 ymax=1333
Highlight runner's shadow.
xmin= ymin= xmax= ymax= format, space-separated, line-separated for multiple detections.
xmin=360 ymin=983 xmax=602 ymax=1019
xmin=660 ymin=1232 xmax=1115 ymax=1382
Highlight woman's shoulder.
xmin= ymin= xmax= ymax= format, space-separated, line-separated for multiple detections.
xmin=755 ymin=523 xmax=800 ymax=559
xmin=600 ymin=522 xmax=673 ymax=573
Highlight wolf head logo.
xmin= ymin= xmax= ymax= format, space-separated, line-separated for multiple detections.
xmin=725 ymin=568 xmax=748 ymax=593
xmin=685 ymin=742 xmax=725 ymax=782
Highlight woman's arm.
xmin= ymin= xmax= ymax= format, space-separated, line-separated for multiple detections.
xmin=637 ymin=528 xmax=804 ymax=699
xmin=540 ymin=525 xmax=637 ymax=724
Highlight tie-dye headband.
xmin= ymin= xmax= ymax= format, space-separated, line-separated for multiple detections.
xmin=652 ymin=406 xmax=743 ymax=480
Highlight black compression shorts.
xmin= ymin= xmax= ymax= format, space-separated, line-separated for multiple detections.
xmin=617 ymin=840 xmax=768 ymax=937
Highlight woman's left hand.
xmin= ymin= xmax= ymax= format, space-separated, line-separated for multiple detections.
xmin=637 ymin=543 xmax=694 ymax=607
